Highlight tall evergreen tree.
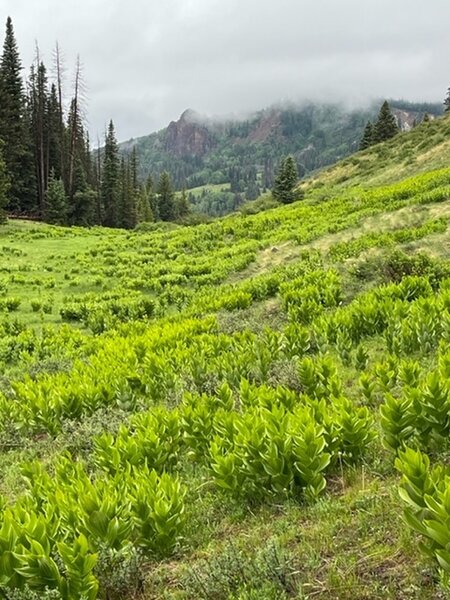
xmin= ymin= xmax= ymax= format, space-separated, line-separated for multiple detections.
xmin=359 ymin=121 xmax=374 ymax=150
xmin=45 ymin=168 xmax=67 ymax=224
xmin=0 ymin=140 xmax=10 ymax=222
xmin=123 ymin=148 xmax=138 ymax=229
xmin=93 ymin=137 xmax=103 ymax=224
xmin=136 ymin=186 xmax=154 ymax=223
xmin=373 ymin=101 xmax=399 ymax=143
xmin=28 ymin=59 xmax=49 ymax=214
xmin=245 ymin=181 xmax=260 ymax=201
xmin=0 ymin=17 xmax=35 ymax=212
xmin=136 ymin=172 xmax=155 ymax=224
xmin=176 ymin=187 xmax=190 ymax=219
xmin=157 ymin=171 xmax=175 ymax=221
xmin=72 ymin=158 xmax=96 ymax=225
xmin=64 ymin=92 xmax=95 ymax=224
xmin=272 ymin=155 xmax=298 ymax=204
xmin=66 ymin=97 xmax=83 ymax=199
xmin=47 ymin=83 xmax=63 ymax=180
xmin=83 ymin=133 xmax=95 ymax=188
xmin=101 ymin=120 xmax=120 ymax=227
xmin=146 ymin=174 xmax=158 ymax=220
xmin=118 ymin=156 xmax=129 ymax=228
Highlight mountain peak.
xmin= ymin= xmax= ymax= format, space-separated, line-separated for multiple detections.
xmin=179 ymin=108 xmax=203 ymax=124
xmin=165 ymin=109 xmax=213 ymax=157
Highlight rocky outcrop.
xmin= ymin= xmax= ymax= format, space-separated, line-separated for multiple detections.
xmin=247 ymin=109 xmax=282 ymax=143
xmin=164 ymin=109 xmax=214 ymax=157
xmin=392 ymin=108 xmax=435 ymax=131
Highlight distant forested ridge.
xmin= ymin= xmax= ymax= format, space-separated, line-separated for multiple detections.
xmin=0 ymin=15 xmax=443 ymax=225
xmin=120 ymin=100 xmax=443 ymax=216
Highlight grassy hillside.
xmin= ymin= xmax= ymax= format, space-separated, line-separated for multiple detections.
xmin=0 ymin=118 xmax=450 ymax=599
xmin=304 ymin=113 xmax=450 ymax=192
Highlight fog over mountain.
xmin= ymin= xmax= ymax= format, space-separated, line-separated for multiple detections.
xmin=5 ymin=0 xmax=450 ymax=140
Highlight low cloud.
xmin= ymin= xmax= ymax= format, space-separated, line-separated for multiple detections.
xmin=5 ymin=0 xmax=449 ymax=141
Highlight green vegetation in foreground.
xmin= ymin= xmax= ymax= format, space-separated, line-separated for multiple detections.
xmin=0 ymin=135 xmax=450 ymax=599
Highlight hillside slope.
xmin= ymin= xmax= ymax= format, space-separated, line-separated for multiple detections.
xmin=0 ymin=119 xmax=449 ymax=600
xmin=122 ymin=100 xmax=443 ymax=216
xmin=304 ymin=112 xmax=450 ymax=192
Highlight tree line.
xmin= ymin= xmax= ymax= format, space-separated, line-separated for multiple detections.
xmin=0 ymin=17 xmax=188 ymax=227
xmin=359 ymin=100 xmax=400 ymax=150
xmin=358 ymin=97 xmax=450 ymax=151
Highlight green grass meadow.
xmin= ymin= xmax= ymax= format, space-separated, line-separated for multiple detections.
xmin=1 ymin=120 xmax=450 ymax=599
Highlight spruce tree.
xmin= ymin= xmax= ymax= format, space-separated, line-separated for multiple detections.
xmin=245 ymin=181 xmax=260 ymax=201
xmin=123 ymin=148 xmax=138 ymax=229
xmin=72 ymin=159 xmax=96 ymax=225
xmin=137 ymin=186 xmax=154 ymax=223
xmin=359 ymin=121 xmax=374 ymax=150
xmin=47 ymin=84 xmax=63 ymax=179
xmin=0 ymin=140 xmax=10 ymax=222
xmin=272 ymin=155 xmax=298 ymax=204
xmin=157 ymin=171 xmax=175 ymax=221
xmin=118 ymin=156 xmax=128 ymax=228
xmin=101 ymin=120 xmax=120 ymax=227
xmin=176 ymin=187 xmax=190 ymax=220
xmin=373 ymin=101 xmax=399 ymax=143
xmin=45 ymin=168 xmax=67 ymax=224
xmin=66 ymin=96 xmax=86 ymax=201
xmin=0 ymin=17 xmax=35 ymax=212
xmin=133 ymin=173 xmax=157 ymax=225
xmin=92 ymin=140 xmax=103 ymax=224
xmin=28 ymin=60 xmax=49 ymax=214
xmin=146 ymin=175 xmax=158 ymax=220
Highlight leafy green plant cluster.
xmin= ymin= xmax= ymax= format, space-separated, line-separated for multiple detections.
xmin=0 ymin=456 xmax=185 ymax=598
xmin=0 ymin=297 xmax=21 ymax=312
xmin=280 ymin=269 xmax=342 ymax=324
xmin=209 ymin=394 xmax=373 ymax=500
xmin=380 ymin=347 xmax=450 ymax=453
xmin=60 ymin=291 xmax=158 ymax=333
xmin=328 ymin=218 xmax=447 ymax=262
xmin=315 ymin=274 xmax=437 ymax=355
xmin=396 ymin=448 xmax=450 ymax=578
xmin=92 ymin=374 xmax=374 ymax=502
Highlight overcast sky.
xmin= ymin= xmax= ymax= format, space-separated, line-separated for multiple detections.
xmin=3 ymin=0 xmax=449 ymax=141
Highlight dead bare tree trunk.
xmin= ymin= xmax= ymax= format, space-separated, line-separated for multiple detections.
xmin=53 ymin=42 xmax=66 ymax=188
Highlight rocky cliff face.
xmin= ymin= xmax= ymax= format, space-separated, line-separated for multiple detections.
xmin=164 ymin=109 xmax=214 ymax=157
xmin=247 ymin=109 xmax=282 ymax=143
xmin=392 ymin=108 xmax=435 ymax=131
